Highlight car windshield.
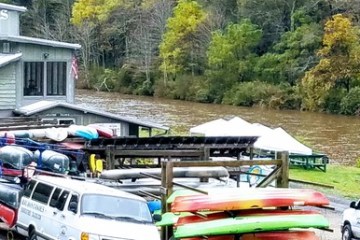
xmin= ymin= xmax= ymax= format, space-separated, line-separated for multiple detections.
xmin=81 ymin=194 xmax=153 ymax=223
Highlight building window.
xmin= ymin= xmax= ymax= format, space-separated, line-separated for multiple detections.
xmin=24 ymin=62 xmax=43 ymax=96
xmin=24 ymin=61 xmax=67 ymax=96
xmin=47 ymin=62 xmax=67 ymax=96
xmin=3 ymin=42 xmax=10 ymax=53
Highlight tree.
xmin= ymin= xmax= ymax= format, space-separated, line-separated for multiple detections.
xmin=301 ymin=14 xmax=360 ymax=111
xmin=159 ymin=0 xmax=206 ymax=83
xmin=256 ymin=22 xmax=322 ymax=85
xmin=206 ymin=20 xmax=262 ymax=102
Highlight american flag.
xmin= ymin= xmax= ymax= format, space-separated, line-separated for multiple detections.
xmin=71 ymin=56 xmax=79 ymax=80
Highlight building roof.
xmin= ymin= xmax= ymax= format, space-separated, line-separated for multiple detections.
xmin=0 ymin=35 xmax=81 ymax=50
xmin=13 ymin=101 xmax=170 ymax=131
xmin=0 ymin=3 xmax=27 ymax=12
xmin=0 ymin=53 xmax=22 ymax=68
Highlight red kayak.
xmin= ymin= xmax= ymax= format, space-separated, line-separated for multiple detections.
xmin=176 ymin=209 xmax=320 ymax=226
xmin=182 ymin=231 xmax=319 ymax=240
xmin=87 ymin=124 xmax=114 ymax=138
xmin=171 ymin=188 xmax=329 ymax=212
xmin=0 ymin=203 xmax=17 ymax=228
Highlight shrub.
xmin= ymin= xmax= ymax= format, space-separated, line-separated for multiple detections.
xmin=356 ymin=158 xmax=360 ymax=168
xmin=222 ymin=81 xmax=288 ymax=108
xmin=323 ymin=88 xmax=346 ymax=114
xmin=340 ymin=87 xmax=360 ymax=115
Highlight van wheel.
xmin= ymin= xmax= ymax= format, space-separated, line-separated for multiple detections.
xmin=29 ymin=230 xmax=38 ymax=240
xmin=342 ymin=224 xmax=353 ymax=240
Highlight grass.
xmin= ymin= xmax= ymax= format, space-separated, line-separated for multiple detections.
xmin=290 ymin=164 xmax=360 ymax=200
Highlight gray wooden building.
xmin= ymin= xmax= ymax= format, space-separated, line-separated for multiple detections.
xmin=0 ymin=3 xmax=80 ymax=117
xmin=12 ymin=101 xmax=169 ymax=136
xmin=0 ymin=3 xmax=169 ymax=136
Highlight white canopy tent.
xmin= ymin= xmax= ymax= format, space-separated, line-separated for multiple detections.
xmin=254 ymin=127 xmax=312 ymax=155
xmin=189 ymin=117 xmax=313 ymax=155
xmin=189 ymin=118 xmax=227 ymax=136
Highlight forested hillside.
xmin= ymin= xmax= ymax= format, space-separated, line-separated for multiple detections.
xmin=3 ymin=0 xmax=360 ymax=115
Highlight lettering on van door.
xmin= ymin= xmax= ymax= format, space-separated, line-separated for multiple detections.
xmin=21 ymin=199 xmax=45 ymax=212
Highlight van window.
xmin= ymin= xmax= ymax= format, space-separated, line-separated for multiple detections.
xmin=56 ymin=190 xmax=69 ymax=211
xmin=24 ymin=180 xmax=36 ymax=197
xmin=50 ymin=187 xmax=62 ymax=208
xmin=81 ymin=194 xmax=153 ymax=223
xmin=32 ymin=182 xmax=54 ymax=204
xmin=68 ymin=194 xmax=79 ymax=213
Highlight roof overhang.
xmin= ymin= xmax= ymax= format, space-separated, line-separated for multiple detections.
xmin=0 ymin=3 xmax=27 ymax=12
xmin=13 ymin=101 xmax=169 ymax=131
xmin=0 ymin=35 xmax=81 ymax=50
xmin=0 ymin=53 xmax=22 ymax=68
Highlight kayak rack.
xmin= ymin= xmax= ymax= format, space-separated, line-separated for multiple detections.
xmin=83 ymin=136 xmax=259 ymax=169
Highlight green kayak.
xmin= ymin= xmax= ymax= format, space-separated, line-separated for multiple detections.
xmin=174 ymin=213 xmax=329 ymax=238
xmin=155 ymin=212 xmax=193 ymax=227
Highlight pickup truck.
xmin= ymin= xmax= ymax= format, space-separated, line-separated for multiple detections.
xmin=342 ymin=200 xmax=360 ymax=240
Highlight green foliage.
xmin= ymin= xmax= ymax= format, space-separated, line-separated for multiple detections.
xmin=71 ymin=0 xmax=129 ymax=26
xmin=159 ymin=0 xmax=206 ymax=79
xmin=256 ymin=23 xmax=322 ymax=86
xmin=340 ymin=87 xmax=360 ymax=115
xmin=356 ymin=158 xmax=360 ymax=168
xmin=206 ymin=20 xmax=262 ymax=102
xmin=322 ymin=88 xmax=345 ymax=114
xmin=222 ymin=81 xmax=291 ymax=109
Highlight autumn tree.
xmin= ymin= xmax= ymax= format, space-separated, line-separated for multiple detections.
xmin=301 ymin=14 xmax=360 ymax=111
xmin=159 ymin=0 xmax=206 ymax=83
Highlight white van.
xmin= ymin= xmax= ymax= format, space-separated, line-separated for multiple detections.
xmin=16 ymin=175 xmax=161 ymax=240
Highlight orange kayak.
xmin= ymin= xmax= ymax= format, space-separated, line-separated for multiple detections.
xmin=171 ymin=188 xmax=329 ymax=212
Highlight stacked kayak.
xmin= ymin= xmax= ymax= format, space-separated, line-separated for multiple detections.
xmin=164 ymin=188 xmax=330 ymax=239
xmin=0 ymin=180 xmax=23 ymax=228
xmin=68 ymin=124 xmax=99 ymax=140
xmin=34 ymin=150 xmax=70 ymax=173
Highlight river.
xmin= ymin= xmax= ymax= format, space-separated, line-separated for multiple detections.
xmin=75 ymin=89 xmax=360 ymax=166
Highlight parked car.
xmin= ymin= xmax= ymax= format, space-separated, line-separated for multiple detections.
xmin=15 ymin=175 xmax=161 ymax=240
xmin=342 ymin=200 xmax=360 ymax=240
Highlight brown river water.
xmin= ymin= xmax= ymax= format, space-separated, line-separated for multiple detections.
xmin=75 ymin=89 xmax=360 ymax=166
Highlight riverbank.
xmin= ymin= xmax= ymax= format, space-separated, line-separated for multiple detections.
xmin=290 ymin=164 xmax=360 ymax=200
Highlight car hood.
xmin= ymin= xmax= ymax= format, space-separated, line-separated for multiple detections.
xmin=79 ymin=216 xmax=160 ymax=240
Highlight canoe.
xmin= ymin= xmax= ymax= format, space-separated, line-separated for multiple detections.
xmin=173 ymin=213 xmax=329 ymax=238
xmin=182 ymin=231 xmax=319 ymax=240
xmin=68 ymin=125 xmax=99 ymax=140
xmin=87 ymin=124 xmax=114 ymax=138
xmin=0 ymin=145 xmax=33 ymax=170
xmin=176 ymin=209 xmax=321 ymax=226
xmin=45 ymin=127 xmax=68 ymax=142
xmin=100 ymin=167 xmax=229 ymax=180
xmin=0 ymin=203 xmax=17 ymax=228
xmin=171 ymin=188 xmax=329 ymax=212
xmin=34 ymin=150 xmax=70 ymax=173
